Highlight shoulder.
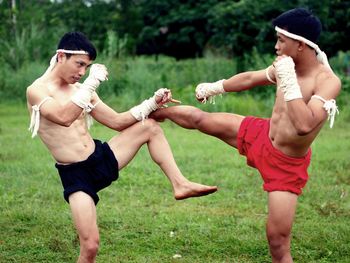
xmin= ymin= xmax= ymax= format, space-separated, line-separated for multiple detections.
xmin=314 ymin=66 xmax=341 ymax=100
xmin=26 ymin=77 xmax=46 ymax=93
xmin=26 ymin=78 xmax=51 ymax=106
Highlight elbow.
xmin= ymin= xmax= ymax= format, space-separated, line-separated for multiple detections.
xmin=296 ymin=130 xmax=309 ymax=136
xmin=47 ymin=112 xmax=74 ymax=127
xmin=58 ymin=115 xmax=75 ymax=127
xmin=60 ymin=119 xmax=74 ymax=127
xmin=61 ymin=121 xmax=73 ymax=127
xmin=293 ymin=117 xmax=322 ymax=136
xmin=294 ymin=124 xmax=313 ymax=136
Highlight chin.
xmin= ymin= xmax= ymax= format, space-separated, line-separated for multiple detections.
xmin=70 ymin=78 xmax=79 ymax=84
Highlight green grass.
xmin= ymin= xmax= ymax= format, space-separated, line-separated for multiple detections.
xmin=0 ymin=102 xmax=350 ymax=263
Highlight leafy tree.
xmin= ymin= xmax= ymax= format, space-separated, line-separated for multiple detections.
xmin=136 ymin=0 xmax=350 ymax=59
xmin=137 ymin=0 xmax=218 ymax=59
xmin=0 ymin=0 xmax=349 ymax=65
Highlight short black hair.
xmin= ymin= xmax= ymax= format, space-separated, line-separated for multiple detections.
xmin=57 ymin=32 xmax=97 ymax=60
xmin=272 ymin=8 xmax=322 ymax=43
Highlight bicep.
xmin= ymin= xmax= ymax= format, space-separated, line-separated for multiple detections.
xmin=27 ymin=87 xmax=58 ymax=118
xmin=307 ymin=99 xmax=328 ymax=124
xmin=308 ymin=76 xmax=341 ymax=127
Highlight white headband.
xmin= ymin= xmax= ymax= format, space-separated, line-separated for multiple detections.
xmin=56 ymin=49 xmax=89 ymax=55
xmin=42 ymin=49 xmax=89 ymax=76
xmin=275 ymin=26 xmax=331 ymax=69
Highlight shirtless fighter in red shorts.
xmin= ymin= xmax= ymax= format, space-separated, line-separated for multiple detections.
xmin=151 ymin=8 xmax=341 ymax=263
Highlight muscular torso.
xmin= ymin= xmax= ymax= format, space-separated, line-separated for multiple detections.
xmin=39 ymin=112 xmax=95 ymax=164
xmin=27 ymin=78 xmax=96 ymax=164
xmin=269 ymin=70 xmax=326 ymax=157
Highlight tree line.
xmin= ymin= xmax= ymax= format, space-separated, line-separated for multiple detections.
xmin=0 ymin=0 xmax=349 ymax=70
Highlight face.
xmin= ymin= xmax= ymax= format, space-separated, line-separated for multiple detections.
xmin=274 ymin=32 xmax=299 ymax=57
xmin=58 ymin=53 xmax=92 ymax=84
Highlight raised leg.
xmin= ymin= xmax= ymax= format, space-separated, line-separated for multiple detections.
xmin=108 ymin=119 xmax=217 ymax=199
xmin=150 ymin=105 xmax=244 ymax=147
xmin=266 ymin=191 xmax=298 ymax=263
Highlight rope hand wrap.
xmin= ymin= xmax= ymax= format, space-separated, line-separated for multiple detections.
xmin=71 ymin=64 xmax=108 ymax=112
xmin=130 ymin=88 xmax=169 ymax=123
xmin=195 ymin=79 xmax=225 ymax=104
xmin=311 ymin=95 xmax=339 ymax=128
xmin=275 ymin=57 xmax=303 ymax=101
xmin=28 ymin=97 xmax=52 ymax=138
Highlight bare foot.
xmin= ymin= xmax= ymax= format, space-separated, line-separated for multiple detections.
xmin=174 ymin=181 xmax=218 ymax=200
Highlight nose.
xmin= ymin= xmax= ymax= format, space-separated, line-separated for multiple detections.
xmin=78 ymin=67 xmax=87 ymax=76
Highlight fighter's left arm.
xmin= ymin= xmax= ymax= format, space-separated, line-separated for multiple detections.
xmin=88 ymin=93 xmax=138 ymax=132
xmin=275 ymin=57 xmax=341 ymax=134
xmin=89 ymin=89 xmax=180 ymax=132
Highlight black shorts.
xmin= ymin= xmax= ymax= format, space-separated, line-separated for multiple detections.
xmin=55 ymin=139 xmax=119 ymax=205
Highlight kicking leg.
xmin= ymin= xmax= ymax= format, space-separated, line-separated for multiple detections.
xmin=108 ymin=119 xmax=217 ymax=199
xmin=69 ymin=192 xmax=99 ymax=263
xmin=266 ymin=191 xmax=298 ymax=263
xmin=150 ymin=105 xmax=244 ymax=147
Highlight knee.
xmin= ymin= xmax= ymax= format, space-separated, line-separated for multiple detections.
xmin=80 ymin=236 xmax=99 ymax=259
xmin=189 ymin=108 xmax=206 ymax=127
xmin=143 ymin=118 xmax=163 ymax=135
xmin=267 ymin=229 xmax=291 ymax=256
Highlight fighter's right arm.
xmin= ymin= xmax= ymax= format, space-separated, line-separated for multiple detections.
xmin=26 ymin=64 xmax=108 ymax=127
xmin=71 ymin=64 xmax=108 ymax=111
xmin=223 ymin=69 xmax=274 ymax=92
xmin=195 ymin=69 xmax=274 ymax=103
xmin=26 ymin=84 xmax=84 ymax=127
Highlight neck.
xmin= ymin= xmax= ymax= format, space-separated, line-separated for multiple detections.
xmin=47 ymin=67 xmax=71 ymax=88
xmin=294 ymin=50 xmax=319 ymax=76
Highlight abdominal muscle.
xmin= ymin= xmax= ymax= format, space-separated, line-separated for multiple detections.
xmin=269 ymin=102 xmax=320 ymax=158
xmin=38 ymin=116 xmax=95 ymax=164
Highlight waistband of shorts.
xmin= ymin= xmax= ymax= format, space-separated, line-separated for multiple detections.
xmin=264 ymin=121 xmax=311 ymax=162
xmin=55 ymin=139 xmax=104 ymax=170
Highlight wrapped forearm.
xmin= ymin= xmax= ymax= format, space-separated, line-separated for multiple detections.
xmin=130 ymin=88 xmax=171 ymax=121
xmin=275 ymin=57 xmax=302 ymax=101
xmin=71 ymin=64 xmax=108 ymax=111
xmin=130 ymin=97 xmax=158 ymax=121
xmin=71 ymin=87 xmax=96 ymax=112
xmin=195 ymin=79 xmax=225 ymax=103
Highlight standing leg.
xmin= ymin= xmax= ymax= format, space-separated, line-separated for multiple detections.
xmin=266 ymin=191 xmax=298 ymax=263
xmin=150 ymin=105 xmax=244 ymax=147
xmin=69 ymin=192 xmax=99 ymax=263
xmin=108 ymin=119 xmax=217 ymax=199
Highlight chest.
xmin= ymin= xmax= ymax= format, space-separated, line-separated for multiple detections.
xmin=297 ymin=77 xmax=316 ymax=100
xmin=48 ymin=84 xmax=77 ymax=103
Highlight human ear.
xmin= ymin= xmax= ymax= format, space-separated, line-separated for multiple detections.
xmin=298 ymin=41 xmax=306 ymax=51
xmin=57 ymin=52 xmax=66 ymax=63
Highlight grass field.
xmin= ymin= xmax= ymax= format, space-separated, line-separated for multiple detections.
xmin=0 ymin=102 xmax=349 ymax=263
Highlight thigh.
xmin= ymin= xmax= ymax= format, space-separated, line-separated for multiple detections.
xmin=107 ymin=120 xmax=156 ymax=170
xmin=267 ymin=191 xmax=298 ymax=235
xmin=196 ymin=111 xmax=244 ymax=147
xmin=69 ymin=191 xmax=99 ymax=240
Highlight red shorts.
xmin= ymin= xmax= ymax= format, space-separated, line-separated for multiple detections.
xmin=237 ymin=116 xmax=311 ymax=195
